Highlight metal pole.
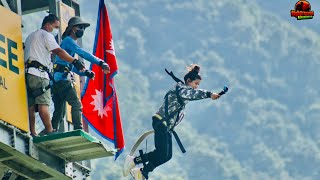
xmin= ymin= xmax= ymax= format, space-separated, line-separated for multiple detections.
xmin=1 ymin=0 xmax=10 ymax=10
xmin=8 ymin=0 xmax=21 ymax=15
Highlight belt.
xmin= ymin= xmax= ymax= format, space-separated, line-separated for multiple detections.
xmin=153 ymin=114 xmax=167 ymax=127
xmin=26 ymin=60 xmax=49 ymax=72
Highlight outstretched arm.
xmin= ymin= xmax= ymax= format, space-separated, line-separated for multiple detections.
xmin=51 ymin=48 xmax=74 ymax=63
xmin=178 ymin=86 xmax=214 ymax=101
xmin=178 ymin=84 xmax=221 ymax=101
xmin=70 ymin=40 xmax=110 ymax=73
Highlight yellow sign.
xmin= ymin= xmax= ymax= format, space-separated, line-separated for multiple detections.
xmin=0 ymin=6 xmax=28 ymax=132
xmin=59 ymin=2 xmax=80 ymax=124
xmin=59 ymin=2 xmax=75 ymax=38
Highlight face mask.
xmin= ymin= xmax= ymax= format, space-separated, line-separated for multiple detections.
xmin=75 ymin=29 xmax=84 ymax=38
xmin=51 ymin=28 xmax=59 ymax=37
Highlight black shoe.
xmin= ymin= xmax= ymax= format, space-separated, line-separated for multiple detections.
xmin=141 ymin=169 xmax=149 ymax=180
xmin=74 ymin=126 xmax=83 ymax=130
xmin=39 ymin=129 xmax=58 ymax=136
xmin=30 ymin=134 xmax=39 ymax=138
xmin=38 ymin=130 xmax=46 ymax=136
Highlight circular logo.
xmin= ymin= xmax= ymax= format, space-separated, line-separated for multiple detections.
xmin=295 ymin=0 xmax=311 ymax=11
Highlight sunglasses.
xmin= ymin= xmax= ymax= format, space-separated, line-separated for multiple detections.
xmin=76 ymin=25 xmax=86 ymax=30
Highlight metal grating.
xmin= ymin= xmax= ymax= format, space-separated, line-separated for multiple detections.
xmin=33 ymin=130 xmax=116 ymax=162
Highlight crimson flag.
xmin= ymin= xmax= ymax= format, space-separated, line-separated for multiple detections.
xmin=81 ymin=0 xmax=124 ymax=159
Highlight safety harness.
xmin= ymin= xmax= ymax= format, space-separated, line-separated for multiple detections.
xmin=25 ymin=60 xmax=54 ymax=98
xmin=155 ymin=69 xmax=187 ymax=153
xmin=53 ymin=63 xmax=71 ymax=77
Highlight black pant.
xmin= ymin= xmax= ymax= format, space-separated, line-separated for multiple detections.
xmin=142 ymin=118 xmax=172 ymax=175
xmin=51 ymin=81 xmax=82 ymax=130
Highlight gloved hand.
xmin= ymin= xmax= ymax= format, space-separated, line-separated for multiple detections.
xmin=72 ymin=59 xmax=85 ymax=71
xmin=99 ymin=61 xmax=110 ymax=73
xmin=85 ymin=70 xmax=95 ymax=79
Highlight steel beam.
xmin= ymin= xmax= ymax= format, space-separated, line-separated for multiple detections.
xmin=1 ymin=0 xmax=10 ymax=9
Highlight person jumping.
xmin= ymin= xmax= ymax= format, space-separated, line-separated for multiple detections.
xmin=123 ymin=64 xmax=222 ymax=180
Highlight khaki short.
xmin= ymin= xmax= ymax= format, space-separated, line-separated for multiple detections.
xmin=26 ymin=74 xmax=51 ymax=106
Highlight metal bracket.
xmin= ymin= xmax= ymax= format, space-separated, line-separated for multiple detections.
xmin=1 ymin=0 xmax=10 ymax=10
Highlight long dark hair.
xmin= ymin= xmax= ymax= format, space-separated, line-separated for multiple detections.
xmin=62 ymin=26 xmax=73 ymax=40
xmin=183 ymin=64 xmax=202 ymax=84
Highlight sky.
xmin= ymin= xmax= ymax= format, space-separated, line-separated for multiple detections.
xmin=21 ymin=0 xmax=320 ymax=179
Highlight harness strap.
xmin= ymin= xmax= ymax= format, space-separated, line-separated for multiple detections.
xmin=53 ymin=63 xmax=71 ymax=79
xmin=164 ymin=93 xmax=169 ymax=120
xmin=25 ymin=60 xmax=53 ymax=98
xmin=53 ymin=63 xmax=70 ymax=73
xmin=139 ymin=150 xmax=147 ymax=167
xmin=165 ymin=69 xmax=184 ymax=84
xmin=26 ymin=60 xmax=54 ymax=81
xmin=172 ymin=130 xmax=186 ymax=153
xmin=26 ymin=60 xmax=49 ymax=73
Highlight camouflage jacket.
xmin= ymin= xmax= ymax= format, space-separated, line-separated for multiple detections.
xmin=155 ymin=82 xmax=212 ymax=129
